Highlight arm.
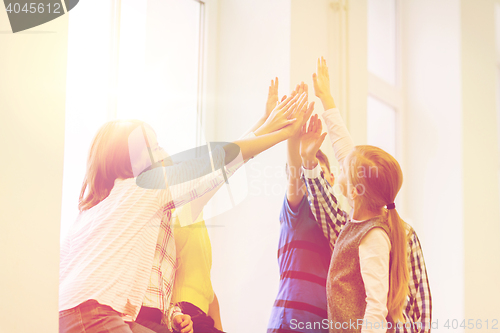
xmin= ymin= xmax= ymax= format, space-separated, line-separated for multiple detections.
xmin=300 ymin=116 xmax=348 ymax=249
xmin=241 ymin=77 xmax=285 ymax=138
xmin=208 ymin=293 xmax=223 ymax=331
xmin=301 ymin=165 xmax=347 ymax=250
xmin=235 ymin=91 xmax=310 ymax=160
xmin=153 ymin=92 xmax=310 ymax=211
xmin=287 ymin=82 xmax=311 ymax=210
xmin=359 ymin=228 xmax=391 ymax=333
xmin=406 ymin=230 xmax=432 ymax=333
xmin=313 ymin=57 xmax=354 ymax=164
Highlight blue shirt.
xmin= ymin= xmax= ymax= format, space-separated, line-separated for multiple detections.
xmin=267 ymin=195 xmax=331 ymax=333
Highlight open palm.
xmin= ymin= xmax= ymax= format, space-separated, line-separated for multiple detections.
xmin=300 ymin=115 xmax=327 ymax=160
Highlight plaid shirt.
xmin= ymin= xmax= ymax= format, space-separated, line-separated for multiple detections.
xmin=301 ymin=166 xmax=432 ymax=333
xmin=142 ymin=206 xmax=178 ymax=329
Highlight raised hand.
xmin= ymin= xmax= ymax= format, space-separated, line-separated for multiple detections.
xmin=281 ymin=96 xmax=315 ymax=139
xmin=289 ymin=82 xmax=308 ymax=139
xmin=265 ymin=77 xmax=279 ymax=118
xmin=256 ymin=92 xmax=306 ymax=135
xmin=313 ymin=57 xmax=330 ymax=98
xmin=300 ymin=114 xmax=327 ymax=169
xmin=312 ymin=57 xmax=336 ymax=110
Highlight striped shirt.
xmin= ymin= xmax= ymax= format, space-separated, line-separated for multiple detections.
xmin=301 ymin=169 xmax=433 ymax=333
xmin=267 ymin=195 xmax=331 ymax=333
xmin=60 ymin=146 xmax=242 ymax=324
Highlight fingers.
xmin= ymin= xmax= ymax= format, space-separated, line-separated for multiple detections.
xmin=307 ymin=114 xmax=316 ymax=133
xmin=268 ymin=77 xmax=279 ymax=100
xmin=281 ymin=95 xmax=287 ymax=102
xmin=277 ymin=94 xmax=296 ymax=110
xmin=295 ymin=92 xmax=308 ymax=113
xmin=316 ymin=132 xmax=327 ymax=147
xmin=284 ymin=92 xmax=306 ymax=115
xmin=284 ymin=95 xmax=303 ymax=119
xmin=180 ymin=321 xmax=193 ymax=333
xmin=178 ymin=315 xmax=193 ymax=333
xmin=321 ymin=56 xmax=329 ymax=77
xmin=304 ymin=101 xmax=315 ymax=122
xmin=312 ymin=72 xmax=318 ymax=89
xmin=316 ymin=116 xmax=322 ymax=133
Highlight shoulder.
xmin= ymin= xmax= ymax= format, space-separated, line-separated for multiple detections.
xmin=280 ymin=194 xmax=311 ymax=227
xmin=361 ymin=226 xmax=391 ymax=250
xmin=403 ymin=222 xmax=423 ymax=250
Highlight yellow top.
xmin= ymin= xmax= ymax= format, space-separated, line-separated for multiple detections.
xmin=171 ymin=207 xmax=214 ymax=315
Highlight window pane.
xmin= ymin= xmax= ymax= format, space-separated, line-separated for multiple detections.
xmin=367 ymin=96 xmax=397 ymax=157
xmin=117 ymin=0 xmax=202 ymax=157
xmin=61 ymin=0 xmax=203 ymax=240
xmin=61 ymin=0 xmax=116 ymax=240
xmin=368 ymin=0 xmax=397 ymax=85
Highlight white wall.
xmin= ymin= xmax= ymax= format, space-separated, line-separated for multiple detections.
xmin=461 ymin=0 xmax=500 ymax=323
xmin=402 ymin=0 xmax=464 ymax=330
xmin=0 ymin=8 xmax=68 ymax=333
xmin=1 ymin=0 xmax=500 ymax=331
xmin=207 ymin=1 xmax=291 ymax=332
xmin=207 ymin=1 xmax=369 ymax=331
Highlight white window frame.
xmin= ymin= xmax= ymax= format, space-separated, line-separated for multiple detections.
xmin=61 ymin=0 xmax=206 ymax=239
xmin=107 ymin=0 xmax=206 ymax=146
xmin=367 ymin=0 xmax=404 ymax=159
xmin=366 ymin=0 xmax=405 ymax=209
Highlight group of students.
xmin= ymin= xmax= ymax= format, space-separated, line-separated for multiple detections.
xmin=59 ymin=57 xmax=432 ymax=333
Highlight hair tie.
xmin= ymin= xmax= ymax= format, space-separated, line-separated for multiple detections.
xmin=386 ymin=203 xmax=396 ymax=210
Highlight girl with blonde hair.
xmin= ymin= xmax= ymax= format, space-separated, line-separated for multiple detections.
xmin=301 ymin=118 xmax=408 ymax=332
xmin=298 ymin=57 xmax=431 ymax=333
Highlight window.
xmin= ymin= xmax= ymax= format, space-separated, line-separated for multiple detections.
xmin=367 ymin=96 xmax=397 ymax=157
xmin=60 ymin=0 xmax=205 ymax=239
xmin=116 ymin=0 xmax=204 ymax=156
xmin=367 ymin=0 xmax=402 ymax=159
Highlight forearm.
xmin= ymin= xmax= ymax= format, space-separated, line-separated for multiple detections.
xmin=321 ymin=107 xmax=355 ymax=164
xmin=301 ymin=164 xmax=346 ymax=249
xmin=232 ymin=129 xmax=287 ymax=161
xmin=319 ymin=94 xmax=336 ymax=111
xmin=208 ymin=294 xmax=223 ymax=330
xmin=286 ymin=136 xmax=305 ymax=208
xmin=241 ymin=116 xmax=266 ymax=138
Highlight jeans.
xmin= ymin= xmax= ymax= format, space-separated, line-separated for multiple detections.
xmin=135 ymin=307 xmax=170 ymax=333
xmin=59 ymin=300 xmax=157 ymax=333
xmin=178 ymin=302 xmax=225 ymax=333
